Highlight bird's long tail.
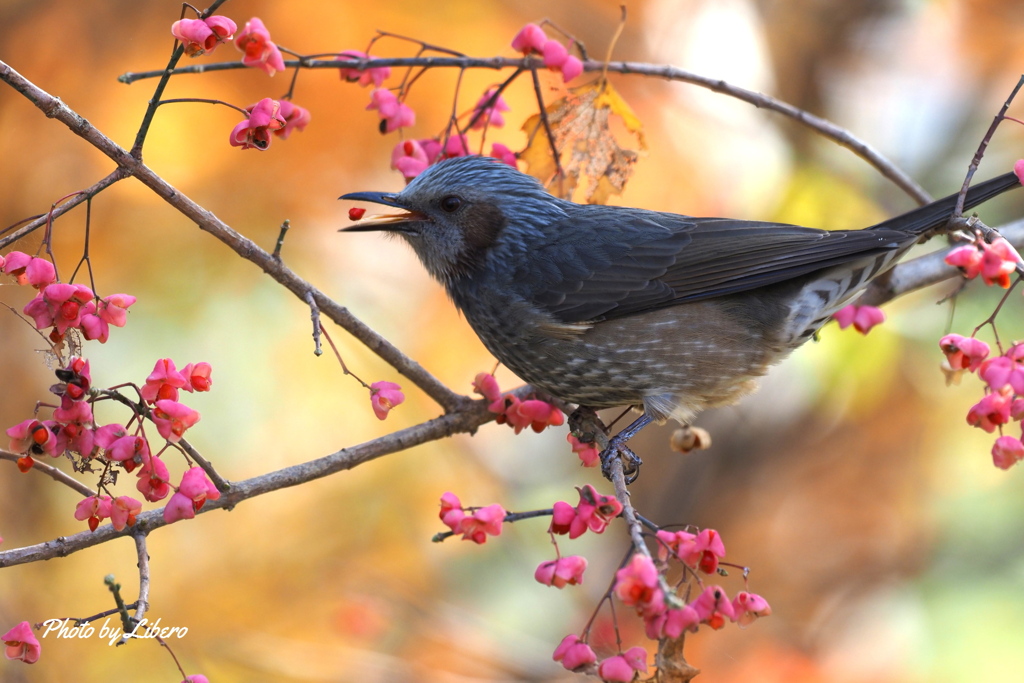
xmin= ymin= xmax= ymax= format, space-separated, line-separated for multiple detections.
xmin=870 ymin=171 xmax=1020 ymax=236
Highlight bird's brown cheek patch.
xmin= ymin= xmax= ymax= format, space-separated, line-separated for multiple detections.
xmin=463 ymin=203 xmax=507 ymax=251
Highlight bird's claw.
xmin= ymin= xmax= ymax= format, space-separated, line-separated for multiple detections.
xmin=600 ymin=435 xmax=643 ymax=484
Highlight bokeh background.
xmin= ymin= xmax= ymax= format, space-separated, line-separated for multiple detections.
xmin=2 ymin=0 xmax=1024 ymax=681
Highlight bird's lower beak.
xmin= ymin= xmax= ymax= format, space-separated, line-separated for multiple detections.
xmin=339 ymin=191 xmax=427 ymax=233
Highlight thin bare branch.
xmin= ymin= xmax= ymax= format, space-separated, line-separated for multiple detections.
xmin=115 ymin=55 xmax=928 ymax=202
xmin=0 ymin=169 xmax=128 ymax=250
xmin=0 ymin=450 xmax=95 ymax=497
xmin=0 ymin=396 xmax=504 ymax=568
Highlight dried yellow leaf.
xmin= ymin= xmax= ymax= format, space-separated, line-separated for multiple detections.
xmin=519 ymin=80 xmax=645 ymax=204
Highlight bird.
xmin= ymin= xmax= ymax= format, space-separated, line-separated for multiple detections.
xmin=341 ymin=156 xmax=1019 ymax=455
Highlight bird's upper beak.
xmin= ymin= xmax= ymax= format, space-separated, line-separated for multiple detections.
xmin=339 ymin=191 xmax=427 ymax=233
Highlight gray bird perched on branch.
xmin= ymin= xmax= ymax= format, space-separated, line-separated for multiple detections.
xmin=341 ymin=156 xmax=1019 ymax=466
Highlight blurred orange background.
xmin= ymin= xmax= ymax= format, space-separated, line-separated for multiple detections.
xmin=2 ymin=0 xmax=1024 ymax=681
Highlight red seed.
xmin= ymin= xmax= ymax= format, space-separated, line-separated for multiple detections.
xmin=348 ymin=207 xmax=366 ymax=221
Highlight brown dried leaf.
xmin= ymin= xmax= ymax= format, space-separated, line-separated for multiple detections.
xmin=519 ymin=80 xmax=646 ymax=203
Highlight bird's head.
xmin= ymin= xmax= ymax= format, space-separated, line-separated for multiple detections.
xmin=340 ymin=155 xmax=567 ymax=285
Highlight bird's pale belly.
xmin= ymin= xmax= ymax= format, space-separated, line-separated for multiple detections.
xmin=463 ymin=298 xmax=788 ymax=424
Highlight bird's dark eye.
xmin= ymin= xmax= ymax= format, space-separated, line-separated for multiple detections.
xmin=440 ymin=195 xmax=462 ymax=212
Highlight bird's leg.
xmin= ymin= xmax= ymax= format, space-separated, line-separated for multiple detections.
xmin=600 ymin=413 xmax=652 ymax=484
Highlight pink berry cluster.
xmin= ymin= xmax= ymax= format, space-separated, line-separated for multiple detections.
xmin=171 ymin=15 xmax=311 ymax=151
xmin=939 ymin=231 xmax=1024 ymax=470
xmin=553 ymin=532 xmax=769 ymax=679
xmin=472 ymin=372 xmax=565 ymax=434
xmin=940 ymin=335 xmax=1024 ymax=468
xmin=173 ymin=15 xmax=284 ymax=76
xmin=435 ymin=481 xmax=770 ymax=679
xmin=340 ymin=54 xmax=518 ymax=181
xmin=341 ymin=22 xmax=585 ymax=182
xmin=438 ymin=492 xmax=506 ymax=543
xmin=833 ymin=303 xmax=886 ymax=334
xmin=511 ymin=23 xmax=584 ymax=82
xmin=4 ymin=356 xmax=216 ymax=529
xmin=1 ymin=251 xmax=136 ymax=344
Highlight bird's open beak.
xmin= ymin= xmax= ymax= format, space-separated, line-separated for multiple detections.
xmin=339 ymin=191 xmax=427 ymax=233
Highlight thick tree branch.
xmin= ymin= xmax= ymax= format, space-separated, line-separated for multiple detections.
xmin=0 ymin=397 xmax=501 ymax=568
xmin=858 ymin=219 xmax=1024 ymax=307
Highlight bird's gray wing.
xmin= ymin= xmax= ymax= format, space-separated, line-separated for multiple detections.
xmin=514 ymin=209 xmax=907 ymax=323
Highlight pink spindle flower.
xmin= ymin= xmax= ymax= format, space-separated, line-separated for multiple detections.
xmin=966 ymin=388 xmax=1013 ymax=433
xmin=230 ymin=98 xmax=287 ymax=151
xmin=471 ymin=88 xmax=510 ymax=129
xmin=437 ymin=493 xmax=504 ymax=543
xmin=105 ymin=434 xmax=150 ymax=466
xmin=939 ymin=334 xmax=990 ymax=372
xmin=946 ymin=238 xmax=1022 ymax=287
xmin=142 ymin=358 xmax=188 ymax=403
xmin=541 ymin=40 xmax=583 ymax=82
xmin=336 ymin=50 xmax=391 ymax=87
xmin=690 ymin=585 xmax=736 ymax=629
xmin=945 ymin=244 xmax=984 ymax=279
xmin=24 ymin=282 xmax=94 ymax=334
xmin=534 ymin=555 xmax=587 ymax=588
xmin=439 ymin=492 xmax=465 ymax=531
xmin=53 ymin=398 xmax=95 ymax=456
xmin=490 ymin=142 xmax=518 ymax=168
xmin=391 ymin=139 xmax=430 ymax=180
xmin=2 ymin=252 xmax=55 ymax=288
xmin=551 ymin=484 xmax=624 ymax=538
xmin=96 ymin=293 xmax=136 ymax=327
xmin=164 ymin=467 xmax=220 ymax=524
xmin=833 ymin=304 xmax=885 ymax=334
xmin=979 ymin=353 xmax=1024 ymax=394
xmin=152 ymin=400 xmax=201 ymax=443
xmin=732 ymin=591 xmax=772 ymax=626
xmin=472 ymin=372 xmax=503 ymax=403
xmin=234 ymin=17 xmax=286 ymax=76
xmin=369 ymin=381 xmax=404 ymax=420
xmin=110 ymin=496 xmax=142 ymax=531
xmin=137 ymin=455 xmax=172 ymax=502
xmin=645 ymin=605 xmax=700 ymax=639
xmin=992 ymin=435 xmax=1024 ymax=470
xmin=567 ymin=433 xmax=599 ymax=467
xmin=454 ymin=503 xmax=505 ymax=544
xmin=492 ymin=395 xmax=564 ymax=434
xmin=614 ymin=554 xmax=663 ymax=613
xmin=275 ymin=100 xmax=311 ymax=140
xmin=163 ymin=492 xmax=196 ymax=523
xmin=58 ymin=356 xmax=92 ymax=400
xmin=178 ymin=467 xmax=221 ymax=510
xmin=511 ymin=23 xmax=547 ymax=54
xmin=2 ymin=621 xmax=40 ymax=664
xmin=443 ymin=133 xmax=471 ymax=158
xmin=552 ymin=634 xmax=596 ymax=671
xmin=979 ymin=238 xmax=1021 ymax=288
xmin=171 ymin=15 xmax=236 ymax=56
xmin=658 ymin=527 xmax=728 ymax=573
xmin=74 ymin=495 xmax=112 ymax=532
xmin=180 ymin=362 xmax=213 ymax=392
xmin=598 ymin=648 xmax=647 ymax=682
xmin=366 ymin=89 xmax=415 ymax=133
xmin=7 ymin=419 xmax=58 ymax=457
xmin=81 ymin=292 xmax=135 ymax=342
